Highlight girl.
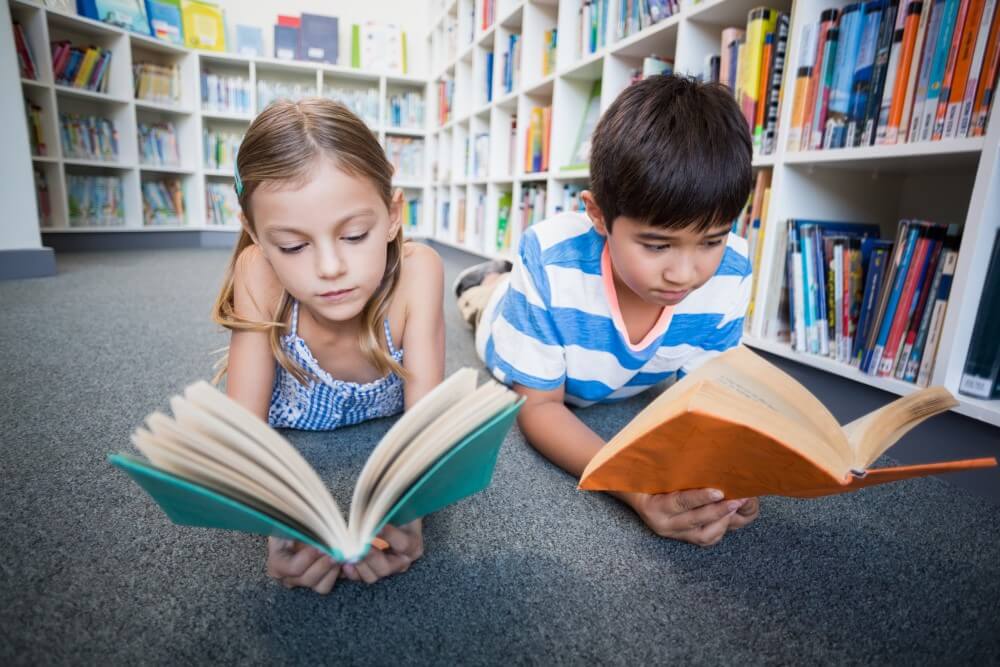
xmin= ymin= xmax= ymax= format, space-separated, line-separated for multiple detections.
xmin=212 ymin=98 xmax=445 ymax=594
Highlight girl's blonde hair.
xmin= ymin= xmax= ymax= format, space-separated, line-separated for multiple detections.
xmin=212 ymin=98 xmax=405 ymax=385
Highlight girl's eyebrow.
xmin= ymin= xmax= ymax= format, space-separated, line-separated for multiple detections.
xmin=266 ymin=208 xmax=377 ymax=236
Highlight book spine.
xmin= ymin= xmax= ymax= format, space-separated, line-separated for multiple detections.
xmin=944 ymin=0 xmax=989 ymax=137
xmin=848 ymin=1 xmax=888 ymax=147
xmin=763 ymin=13 xmax=790 ymax=154
xmin=919 ymin=0 xmax=964 ymax=142
xmin=741 ymin=8 xmax=777 ymax=134
xmin=754 ymin=33 xmax=775 ymax=153
xmin=904 ymin=244 xmax=949 ymax=381
xmin=791 ymin=224 xmax=808 ymax=351
xmin=787 ymin=23 xmax=818 ymax=151
xmin=869 ymin=223 xmax=921 ymax=373
xmin=720 ymin=28 xmax=746 ymax=90
xmin=908 ymin=0 xmax=947 ymax=141
xmin=815 ymin=227 xmax=831 ymax=355
xmin=861 ymin=224 xmax=909 ymax=370
xmin=865 ymin=1 xmax=904 ymax=145
xmin=834 ymin=241 xmax=845 ymax=360
xmin=826 ymin=4 xmax=865 ymax=149
xmin=882 ymin=3 xmax=927 ymax=142
xmin=936 ymin=0 xmax=980 ymax=138
xmin=801 ymin=224 xmax=819 ymax=353
xmin=811 ymin=27 xmax=841 ymax=149
xmin=897 ymin=236 xmax=945 ymax=378
xmin=971 ymin=0 xmax=1000 ymax=133
xmin=917 ymin=249 xmax=959 ymax=386
xmin=880 ymin=231 xmax=931 ymax=375
xmin=957 ymin=0 xmax=998 ymax=136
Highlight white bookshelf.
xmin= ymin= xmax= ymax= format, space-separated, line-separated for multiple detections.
xmin=11 ymin=0 xmax=431 ymax=234
xmin=425 ymin=0 xmax=1000 ymax=427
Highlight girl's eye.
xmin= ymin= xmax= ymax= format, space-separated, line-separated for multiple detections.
xmin=343 ymin=231 xmax=369 ymax=243
xmin=279 ymin=244 xmax=306 ymax=254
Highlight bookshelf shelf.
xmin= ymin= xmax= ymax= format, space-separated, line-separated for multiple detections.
xmin=688 ymin=0 xmax=794 ymax=27
xmin=200 ymin=110 xmax=254 ymax=122
xmin=140 ymin=164 xmax=193 ymax=175
xmin=611 ymin=13 xmax=682 ymax=58
xmin=128 ymin=32 xmax=187 ymax=55
xmin=386 ymin=127 xmax=427 ymax=137
xmin=31 ymin=155 xmax=59 ymax=163
xmin=203 ymin=168 xmax=234 ymax=178
xmin=21 ymin=77 xmax=48 ymax=89
xmin=63 ymin=158 xmax=134 ymax=169
xmin=134 ymin=100 xmax=193 ymax=115
xmin=783 ymin=139 xmax=986 ymax=171
xmin=54 ymin=85 xmax=129 ymax=104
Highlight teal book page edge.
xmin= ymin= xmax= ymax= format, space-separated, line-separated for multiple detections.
xmin=377 ymin=398 xmax=524 ymax=531
xmin=108 ymin=453 xmax=348 ymax=560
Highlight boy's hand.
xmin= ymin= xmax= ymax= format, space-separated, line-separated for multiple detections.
xmin=627 ymin=489 xmax=755 ymax=547
xmin=341 ymin=519 xmax=424 ymax=585
xmin=266 ymin=538 xmax=342 ymax=594
xmin=727 ymin=496 xmax=760 ymax=531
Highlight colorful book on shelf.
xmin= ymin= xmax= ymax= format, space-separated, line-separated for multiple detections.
xmin=579 ymin=345 xmax=996 ymax=499
xmin=180 ymin=0 xmax=226 ymax=51
xmin=145 ymin=0 xmax=183 ymax=45
xmin=917 ymin=0 xmax=962 ymax=142
xmin=902 ymin=246 xmax=956 ymax=382
xmin=845 ymin=0 xmax=893 ymax=147
xmin=958 ymin=230 xmax=1000 ymax=398
xmin=496 ymin=192 xmax=512 ymax=252
xmin=859 ymin=0 xmax=901 ymax=146
xmin=563 ymin=79 xmax=601 ymax=171
xmin=13 ymin=22 xmax=38 ymax=80
xmin=739 ymin=7 xmax=779 ymax=135
xmin=810 ymin=20 xmax=841 ymax=149
xmin=852 ymin=239 xmax=895 ymax=364
xmin=939 ymin=0 xmax=989 ymax=138
xmin=970 ymin=0 xmax=1000 ymax=134
xmin=274 ymin=23 xmax=300 ymax=60
xmin=825 ymin=2 xmax=864 ymax=149
xmin=110 ymin=370 xmax=523 ymax=563
xmin=876 ymin=0 xmax=924 ymax=144
xmin=761 ymin=13 xmax=790 ymax=154
xmin=720 ymin=27 xmax=745 ymax=92
xmin=235 ymin=25 xmax=263 ymax=57
xmin=79 ymin=0 xmax=152 ymax=35
xmin=956 ymin=0 xmax=999 ymax=136
xmin=351 ymin=22 xmax=408 ymax=74
xmin=299 ymin=13 xmax=340 ymax=64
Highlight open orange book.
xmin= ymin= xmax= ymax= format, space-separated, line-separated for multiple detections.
xmin=579 ymin=346 xmax=996 ymax=498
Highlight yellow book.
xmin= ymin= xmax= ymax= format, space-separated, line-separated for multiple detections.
xmin=181 ymin=0 xmax=227 ymax=52
xmin=72 ymin=48 xmax=99 ymax=88
xmin=740 ymin=7 xmax=778 ymax=131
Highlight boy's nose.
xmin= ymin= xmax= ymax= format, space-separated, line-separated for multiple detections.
xmin=663 ymin=253 xmax=696 ymax=286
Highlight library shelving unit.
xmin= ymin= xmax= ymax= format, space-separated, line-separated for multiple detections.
xmin=11 ymin=0 xmax=431 ymax=237
xmin=424 ymin=0 xmax=1000 ymax=428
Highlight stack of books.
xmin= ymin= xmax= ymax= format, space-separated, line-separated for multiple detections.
xmin=202 ymin=129 xmax=241 ymax=170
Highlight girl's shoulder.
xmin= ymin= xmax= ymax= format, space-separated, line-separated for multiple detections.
xmin=233 ymin=244 xmax=284 ymax=320
xmin=390 ymin=241 xmax=444 ymax=320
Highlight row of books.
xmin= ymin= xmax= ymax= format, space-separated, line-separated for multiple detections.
xmin=138 ymin=121 xmax=180 ymax=167
xmin=555 ymin=184 xmax=586 ymax=214
xmin=501 ymin=33 xmax=522 ymax=96
xmin=256 ymin=81 xmax=317 ymax=112
xmin=617 ymin=1 xmax=680 ymax=41
xmin=468 ymin=133 xmax=490 ymax=180
xmin=496 ymin=192 xmax=512 ymax=252
xmin=323 ymin=87 xmax=380 ymax=128
xmin=203 ymin=129 xmax=241 ymax=170
xmin=777 ymin=219 xmax=959 ymax=387
xmin=33 ymin=167 xmax=51 ymax=226
xmin=401 ymin=197 xmax=421 ymax=230
xmin=788 ymin=0 xmax=1000 ymax=151
xmin=141 ymin=178 xmax=185 ymax=226
xmin=387 ymin=92 xmax=424 ymax=129
xmin=67 ymin=174 xmax=124 ymax=227
xmin=437 ymin=77 xmax=454 ymax=126
xmin=133 ymin=63 xmax=181 ymax=105
xmin=273 ymin=13 xmax=339 ymax=64
xmin=205 ymin=181 xmax=239 ymax=226
xmin=456 ymin=193 xmax=484 ymax=246
xmin=581 ymin=1 xmax=611 ymax=56
xmin=628 ymin=54 xmax=674 ymax=86
xmin=60 ymin=114 xmax=119 ymax=162
xmin=51 ymin=41 xmax=111 ymax=92
xmin=524 ymin=106 xmax=552 ymax=174
xmin=385 ymin=137 xmax=425 ymax=181
xmin=200 ymin=73 xmax=251 ymax=115
xmin=14 ymin=22 xmax=38 ymax=80
xmin=736 ymin=169 xmax=773 ymax=324
xmin=959 ymin=228 xmax=1000 ymax=398
xmin=711 ymin=9 xmax=790 ymax=156
xmin=520 ymin=184 xmax=547 ymax=233
xmin=26 ymin=102 xmax=47 ymax=157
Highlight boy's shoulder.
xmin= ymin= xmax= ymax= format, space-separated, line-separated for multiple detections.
xmin=719 ymin=231 xmax=752 ymax=278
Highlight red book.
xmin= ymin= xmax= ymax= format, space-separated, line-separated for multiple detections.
xmin=932 ymin=0 xmax=974 ymax=139
xmin=277 ymin=15 xmax=301 ymax=28
xmin=879 ymin=232 xmax=929 ymax=376
xmin=893 ymin=236 xmax=944 ymax=377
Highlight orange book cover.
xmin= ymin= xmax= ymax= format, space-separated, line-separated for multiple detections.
xmin=971 ymin=4 xmax=1000 ymax=134
xmin=887 ymin=2 xmax=926 ymax=142
xmin=801 ymin=10 xmax=838 ymax=152
xmin=943 ymin=0 xmax=988 ymax=137
xmin=578 ymin=346 xmax=996 ymax=499
xmin=933 ymin=0 xmax=977 ymax=139
xmin=541 ymin=106 xmax=552 ymax=172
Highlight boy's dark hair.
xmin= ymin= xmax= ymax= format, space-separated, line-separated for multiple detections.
xmin=589 ymin=74 xmax=752 ymax=233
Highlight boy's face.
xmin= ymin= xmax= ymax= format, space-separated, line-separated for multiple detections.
xmin=583 ymin=192 xmax=730 ymax=307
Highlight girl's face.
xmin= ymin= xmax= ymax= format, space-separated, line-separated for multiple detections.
xmin=247 ymin=156 xmax=402 ymax=324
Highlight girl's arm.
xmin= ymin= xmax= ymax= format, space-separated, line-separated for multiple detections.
xmin=399 ymin=242 xmax=446 ymax=407
xmin=227 ymin=245 xmax=281 ymax=420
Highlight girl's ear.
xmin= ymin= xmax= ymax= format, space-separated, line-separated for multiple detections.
xmin=239 ymin=212 xmax=259 ymax=245
xmin=387 ymin=188 xmax=404 ymax=241
xmin=581 ymin=191 xmax=609 ymax=237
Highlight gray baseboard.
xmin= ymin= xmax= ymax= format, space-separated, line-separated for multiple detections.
xmin=0 ymin=247 xmax=56 ymax=280
xmin=41 ymin=230 xmax=239 ymax=252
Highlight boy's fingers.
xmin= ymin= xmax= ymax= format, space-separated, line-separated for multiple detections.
xmin=689 ymin=516 xmax=730 ymax=547
xmin=280 ymin=546 xmax=324 ymax=579
xmin=670 ymin=488 xmax=725 ymax=513
xmin=680 ymin=499 xmax=744 ymax=529
xmin=295 ymin=556 xmax=337 ymax=590
xmin=737 ymin=497 xmax=759 ymax=516
xmin=353 ymin=561 xmax=379 ymax=585
xmin=314 ymin=563 xmax=341 ymax=595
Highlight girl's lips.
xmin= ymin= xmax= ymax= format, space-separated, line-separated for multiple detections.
xmin=318 ymin=288 xmax=356 ymax=301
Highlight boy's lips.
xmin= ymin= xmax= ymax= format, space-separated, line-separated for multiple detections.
xmin=654 ymin=288 xmax=690 ymax=302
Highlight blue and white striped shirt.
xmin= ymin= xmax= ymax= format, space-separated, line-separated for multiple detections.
xmin=475 ymin=212 xmax=752 ymax=407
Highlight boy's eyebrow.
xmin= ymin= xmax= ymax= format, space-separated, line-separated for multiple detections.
xmin=265 ymin=208 xmax=377 ymax=236
xmin=635 ymin=228 xmax=730 ymax=241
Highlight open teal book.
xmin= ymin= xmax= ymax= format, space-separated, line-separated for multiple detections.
xmin=109 ymin=369 xmax=523 ymax=562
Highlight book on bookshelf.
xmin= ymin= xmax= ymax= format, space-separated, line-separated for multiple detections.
xmin=110 ymin=370 xmax=522 ymax=563
xmin=142 ymin=178 xmax=185 ymax=225
xmin=13 ymin=22 xmax=38 ymax=80
xmin=502 ymin=33 xmax=521 ymax=94
xmin=25 ymin=102 xmax=47 ymax=156
xmin=387 ymin=91 xmax=425 ymax=129
xmin=519 ymin=183 xmax=546 ymax=231
xmin=203 ymin=128 xmax=241 ymax=169
xmin=256 ymin=80 xmax=318 ymax=112
xmin=60 ymin=113 xmax=119 ymax=161
xmin=299 ymin=13 xmax=340 ymax=64
xmin=78 ymin=0 xmax=152 ymax=35
xmin=180 ymin=0 xmax=226 ymax=51
xmin=235 ymin=25 xmax=263 ymax=57
xmin=495 ymin=191 xmax=512 ymax=252
xmin=133 ymin=62 xmax=181 ymax=105
xmin=33 ymin=167 xmax=51 ymax=226
xmin=542 ymin=27 xmax=557 ymax=77
xmin=205 ymin=181 xmax=238 ymax=226
xmin=616 ymin=0 xmax=678 ymax=41
xmin=323 ymin=86 xmax=380 ymax=128
xmin=67 ymin=174 xmax=125 ymax=227
xmin=402 ymin=196 xmax=421 ymax=231
xmin=958 ymin=229 xmax=1000 ymax=398
xmin=579 ymin=345 xmax=996 ymax=499
xmin=200 ymin=72 xmax=251 ymax=115
xmin=482 ymin=0 xmax=495 ymax=30
xmin=274 ymin=18 xmax=300 ymax=60
xmin=351 ymin=21 xmax=408 ymax=75
xmin=556 ymin=184 xmax=586 ymax=214
xmin=138 ymin=121 xmax=180 ymax=166
xmin=145 ymin=0 xmax=184 ymax=45
xmin=524 ymin=105 xmax=551 ymax=173
xmin=51 ymin=42 xmax=112 ymax=92
xmin=581 ymin=0 xmax=610 ymax=56
xmin=385 ymin=136 xmax=425 ymax=181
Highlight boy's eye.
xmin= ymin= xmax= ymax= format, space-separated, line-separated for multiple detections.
xmin=343 ymin=231 xmax=369 ymax=243
xmin=278 ymin=244 xmax=306 ymax=254
xmin=643 ymin=243 xmax=669 ymax=251
xmin=704 ymin=239 xmax=724 ymax=247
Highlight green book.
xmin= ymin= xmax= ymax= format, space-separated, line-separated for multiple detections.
xmin=562 ymin=79 xmax=602 ymax=172
xmin=109 ymin=369 xmax=523 ymax=562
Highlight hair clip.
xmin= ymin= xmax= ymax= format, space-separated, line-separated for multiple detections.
xmin=234 ymin=161 xmax=243 ymax=197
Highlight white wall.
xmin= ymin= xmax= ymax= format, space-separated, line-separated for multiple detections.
xmin=216 ymin=0 xmax=432 ymax=75
xmin=0 ymin=1 xmax=42 ymax=251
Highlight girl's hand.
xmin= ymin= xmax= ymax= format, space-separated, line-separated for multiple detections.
xmin=342 ymin=519 xmax=424 ymax=585
xmin=266 ymin=537 xmax=342 ymax=594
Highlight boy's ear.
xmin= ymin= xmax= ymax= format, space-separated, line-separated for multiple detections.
xmin=239 ymin=212 xmax=259 ymax=245
xmin=387 ymin=188 xmax=404 ymax=241
xmin=581 ymin=191 xmax=609 ymax=237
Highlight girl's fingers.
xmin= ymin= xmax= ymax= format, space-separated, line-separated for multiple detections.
xmin=314 ymin=563 xmax=341 ymax=595
xmin=293 ymin=556 xmax=337 ymax=590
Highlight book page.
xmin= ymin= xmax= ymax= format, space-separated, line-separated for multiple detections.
xmin=843 ymin=386 xmax=959 ymax=469
xmin=182 ymin=382 xmax=346 ymax=540
xmin=348 ymin=368 xmax=478 ymax=534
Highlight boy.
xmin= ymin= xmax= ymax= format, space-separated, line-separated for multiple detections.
xmin=454 ymin=75 xmax=759 ymax=547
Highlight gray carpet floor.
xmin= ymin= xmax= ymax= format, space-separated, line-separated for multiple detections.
xmin=2 ymin=245 xmax=999 ymax=665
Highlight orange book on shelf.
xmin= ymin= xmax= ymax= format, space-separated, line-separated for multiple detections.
xmin=942 ymin=0 xmax=988 ymax=137
xmin=578 ymin=346 xmax=996 ymax=499
xmin=541 ymin=106 xmax=552 ymax=172
xmin=971 ymin=3 xmax=1000 ymax=134
xmin=886 ymin=1 xmax=926 ymax=143
xmin=932 ymin=0 xmax=977 ymax=139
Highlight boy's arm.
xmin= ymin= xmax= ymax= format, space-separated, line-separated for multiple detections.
xmin=514 ymin=382 xmax=752 ymax=547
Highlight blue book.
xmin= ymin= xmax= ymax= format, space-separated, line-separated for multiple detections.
xmin=852 ymin=242 xmax=893 ymax=364
xmin=846 ymin=0 xmax=885 ymax=147
xmin=144 ymin=0 xmax=182 ymax=44
xmin=800 ymin=226 xmax=819 ymax=353
xmin=79 ymin=0 xmax=151 ymax=35
xmin=485 ymin=52 xmax=494 ymax=102
xmin=299 ymin=13 xmax=339 ymax=64
xmin=235 ymin=24 xmax=263 ymax=57
xmin=864 ymin=222 xmax=921 ymax=373
xmin=274 ymin=24 xmax=300 ymax=60
xmin=919 ymin=0 xmax=961 ymax=141
xmin=825 ymin=4 xmax=864 ymax=148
